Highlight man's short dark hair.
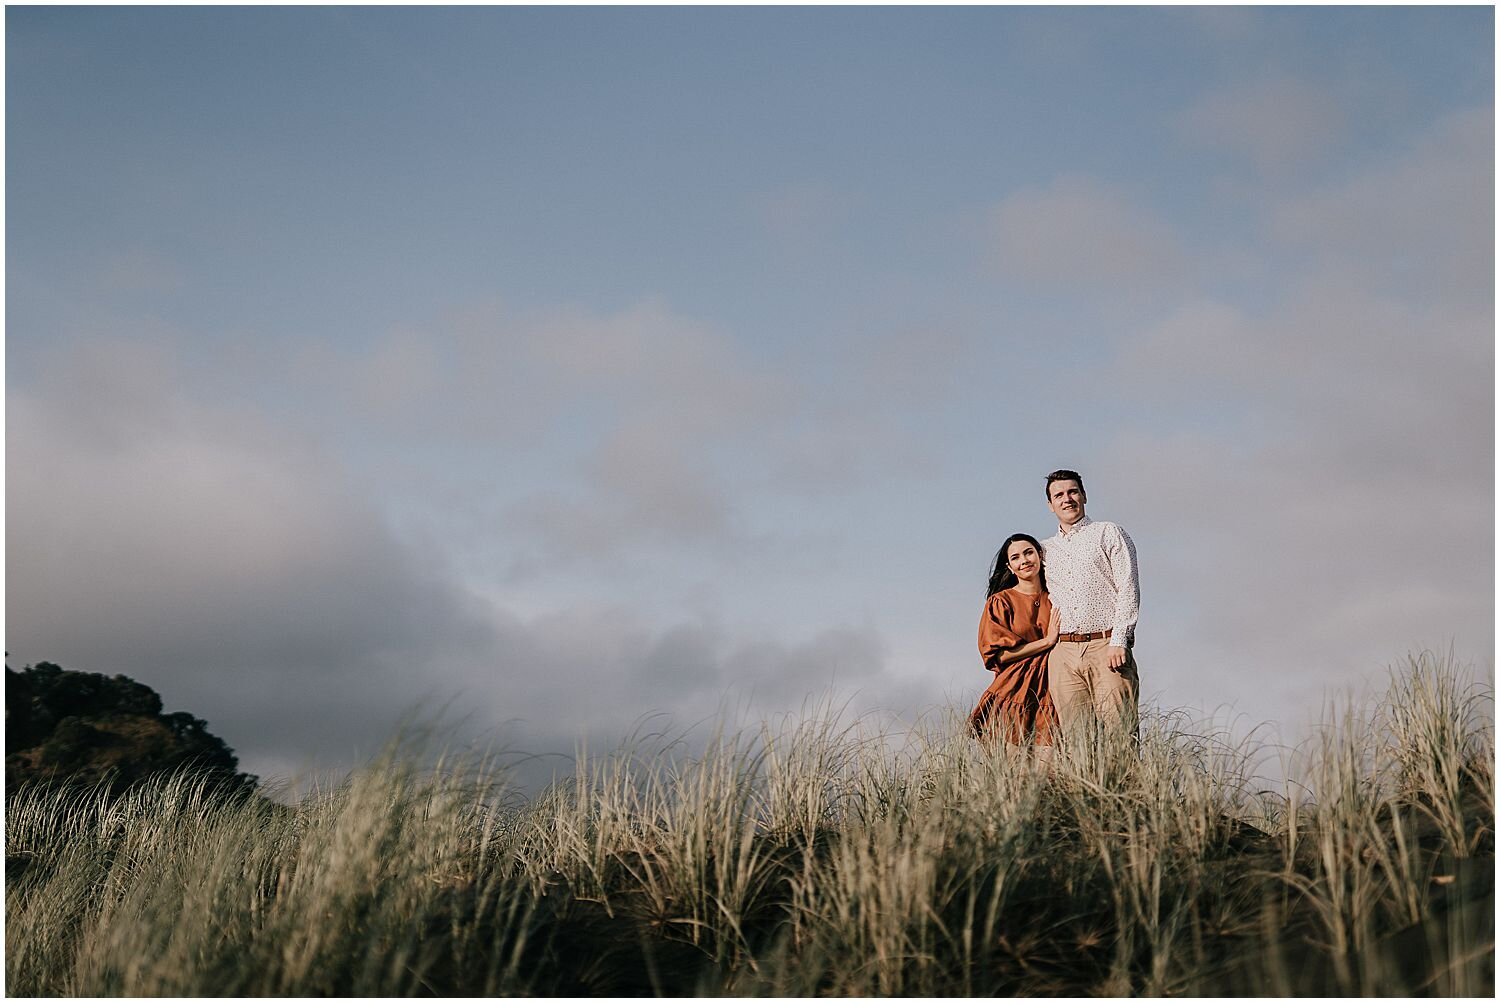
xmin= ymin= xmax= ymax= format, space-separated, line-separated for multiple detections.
xmin=1045 ymin=469 xmax=1085 ymax=499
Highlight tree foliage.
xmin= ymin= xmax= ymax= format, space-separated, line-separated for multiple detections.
xmin=6 ymin=660 xmax=255 ymax=796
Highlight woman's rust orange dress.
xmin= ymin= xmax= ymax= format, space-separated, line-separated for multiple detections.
xmin=969 ymin=588 xmax=1056 ymax=745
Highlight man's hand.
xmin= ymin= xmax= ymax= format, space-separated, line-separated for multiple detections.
xmin=1105 ymin=644 xmax=1128 ymax=670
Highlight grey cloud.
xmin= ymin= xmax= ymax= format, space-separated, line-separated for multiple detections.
xmin=1270 ymin=106 xmax=1493 ymax=305
xmin=293 ymin=298 xmax=816 ymax=567
xmin=345 ymin=329 xmax=444 ymax=418
xmin=7 ymin=339 xmax=927 ymax=789
xmin=499 ymin=412 xmax=751 ymax=571
xmin=1124 ymin=106 xmax=1492 ymax=428
xmin=98 ymin=246 xmax=184 ymax=295
xmin=1176 ymin=73 xmax=1348 ymax=175
xmin=523 ymin=299 xmax=790 ymax=429
xmin=1118 ymin=299 xmax=1255 ymax=393
xmin=988 ymin=175 xmax=1185 ymax=289
xmin=1178 ymin=7 xmax=1261 ymax=41
xmin=760 ymin=322 xmax=982 ymax=495
xmin=468 ymin=611 xmax=922 ymax=791
xmin=487 ymin=610 xmax=901 ymax=730
xmin=1098 ymin=421 xmax=1491 ymax=740
xmin=302 ymin=292 xmax=983 ymax=526
xmin=586 ymin=418 xmax=737 ymax=535
xmin=1091 ymin=113 xmax=1493 ymax=734
xmin=480 ymin=302 xmax=975 ymax=565
xmin=757 ymin=181 xmax=862 ymax=258
xmin=7 ymin=342 xmax=499 ymax=770
xmin=763 ymin=414 xmax=937 ymax=497
xmin=854 ymin=324 xmax=975 ymax=409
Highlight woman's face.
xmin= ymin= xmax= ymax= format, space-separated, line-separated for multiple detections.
xmin=1005 ymin=540 xmax=1042 ymax=583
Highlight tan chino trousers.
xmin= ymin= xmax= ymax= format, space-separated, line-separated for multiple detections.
xmin=1048 ymin=638 xmax=1139 ymax=746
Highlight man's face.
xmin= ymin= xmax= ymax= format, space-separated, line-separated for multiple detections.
xmin=1048 ymin=479 xmax=1086 ymax=527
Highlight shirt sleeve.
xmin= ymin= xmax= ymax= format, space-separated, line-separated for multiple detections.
xmin=978 ymin=593 xmax=1024 ymax=670
xmin=1104 ymin=524 xmax=1140 ymax=646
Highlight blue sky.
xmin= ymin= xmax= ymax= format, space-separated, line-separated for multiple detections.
xmin=7 ymin=7 xmax=1494 ymax=786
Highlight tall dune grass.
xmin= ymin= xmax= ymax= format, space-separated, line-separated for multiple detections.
xmin=6 ymin=651 xmax=1493 ymax=996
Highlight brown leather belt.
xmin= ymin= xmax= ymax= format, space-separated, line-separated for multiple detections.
xmin=1057 ymin=630 xmax=1112 ymax=643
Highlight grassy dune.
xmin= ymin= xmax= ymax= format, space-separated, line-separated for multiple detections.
xmin=6 ymin=652 xmax=1493 ymax=996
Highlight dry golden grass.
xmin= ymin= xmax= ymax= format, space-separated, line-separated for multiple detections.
xmin=6 ymin=650 xmax=1493 ymax=996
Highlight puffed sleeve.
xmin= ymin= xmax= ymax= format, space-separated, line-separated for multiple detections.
xmin=978 ymin=592 xmax=1024 ymax=671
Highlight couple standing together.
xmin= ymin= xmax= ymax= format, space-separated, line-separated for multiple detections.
xmin=969 ymin=469 xmax=1140 ymax=753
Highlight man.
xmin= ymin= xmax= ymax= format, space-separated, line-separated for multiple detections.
xmin=1040 ymin=469 xmax=1140 ymax=743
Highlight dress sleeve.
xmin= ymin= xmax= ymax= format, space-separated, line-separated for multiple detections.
xmin=978 ymin=592 xmax=1024 ymax=671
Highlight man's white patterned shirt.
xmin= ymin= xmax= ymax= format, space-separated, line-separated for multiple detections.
xmin=1042 ymin=516 xmax=1139 ymax=647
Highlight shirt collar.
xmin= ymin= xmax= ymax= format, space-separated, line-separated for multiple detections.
xmin=1058 ymin=515 xmax=1093 ymax=538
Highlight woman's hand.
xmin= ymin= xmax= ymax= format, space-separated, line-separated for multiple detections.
xmin=1045 ymin=607 xmax=1060 ymax=645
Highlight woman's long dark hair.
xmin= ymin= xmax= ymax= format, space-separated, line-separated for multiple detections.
xmin=986 ymin=532 xmax=1047 ymax=597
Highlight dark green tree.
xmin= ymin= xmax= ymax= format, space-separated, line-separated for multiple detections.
xmin=6 ymin=661 xmax=256 ymax=795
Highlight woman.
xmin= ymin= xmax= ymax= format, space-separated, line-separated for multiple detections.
xmin=969 ymin=532 xmax=1060 ymax=747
